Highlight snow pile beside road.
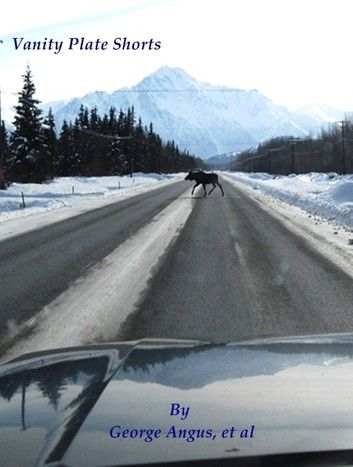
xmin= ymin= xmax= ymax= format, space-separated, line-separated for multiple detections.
xmin=0 ymin=173 xmax=178 ymax=223
xmin=324 ymin=181 xmax=353 ymax=204
xmin=225 ymin=172 xmax=353 ymax=230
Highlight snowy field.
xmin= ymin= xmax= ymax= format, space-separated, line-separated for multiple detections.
xmin=225 ymin=172 xmax=353 ymax=231
xmin=0 ymin=173 xmax=182 ymax=228
xmin=0 ymin=173 xmax=180 ymax=222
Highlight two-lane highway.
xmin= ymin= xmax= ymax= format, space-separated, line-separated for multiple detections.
xmin=118 ymin=178 xmax=353 ymax=342
xmin=1 ymin=177 xmax=353 ymax=359
xmin=0 ymin=181 xmax=187 ymax=340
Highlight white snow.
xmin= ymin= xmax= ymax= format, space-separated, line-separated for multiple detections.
xmin=225 ymin=172 xmax=353 ymax=231
xmin=295 ymin=104 xmax=346 ymax=123
xmin=0 ymin=173 xmax=183 ymax=240
xmin=222 ymin=172 xmax=353 ymax=278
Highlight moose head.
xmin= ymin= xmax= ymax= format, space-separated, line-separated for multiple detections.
xmin=184 ymin=171 xmax=195 ymax=181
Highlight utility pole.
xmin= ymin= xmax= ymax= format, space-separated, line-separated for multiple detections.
xmin=289 ymin=139 xmax=299 ymax=174
xmin=0 ymin=89 xmax=5 ymax=190
xmin=337 ymin=120 xmax=347 ymax=174
xmin=0 ymin=88 xmax=2 ymax=164
xmin=130 ymin=155 xmax=134 ymax=178
xmin=291 ymin=142 xmax=295 ymax=173
xmin=268 ymin=150 xmax=272 ymax=174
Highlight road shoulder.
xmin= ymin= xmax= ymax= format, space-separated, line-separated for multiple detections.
xmin=222 ymin=173 xmax=353 ymax=279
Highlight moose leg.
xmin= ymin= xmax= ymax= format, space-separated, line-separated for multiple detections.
xmin=203 ymin=184 xmax=207 ymax=197
xmin=191 ymin=182 xmax=199 ymax=195
xmin=208 ymin=183 xmax=216 ymax=195
xmin=217 ymin=183 xmax=224 ymax=197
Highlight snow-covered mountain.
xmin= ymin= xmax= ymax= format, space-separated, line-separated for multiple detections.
xmin=41 ymin=67 xmax=347 ymax=159
xmin=295 ymin=104 xmax=346 ymax=124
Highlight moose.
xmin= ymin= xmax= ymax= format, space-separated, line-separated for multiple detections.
xmin=185 ymin=171 xmax=224 ymax=197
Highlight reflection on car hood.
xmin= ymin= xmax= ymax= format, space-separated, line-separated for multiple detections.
xmin=1 ymin=333 xmax=353 ymax=466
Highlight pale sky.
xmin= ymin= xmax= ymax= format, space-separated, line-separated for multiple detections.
xmin=1 ymin=0 xmax=353 ymax=117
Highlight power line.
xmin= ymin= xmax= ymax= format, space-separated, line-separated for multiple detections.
xmin=295 ymin=149 xmax=324 ymax=155
xmin=0 ymin=87 xmax=254 ymax=99
xmin=77 ymin=126 xmax=132 ymax=141
xmin=266 ymin=145 xmax=288 ymax=152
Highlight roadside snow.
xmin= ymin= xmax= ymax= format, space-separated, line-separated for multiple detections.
xmin=225 ymin=172 xmax=353 ymax=231
xmin=0 ymin=173 xmax=183 ymax=239
xmin=222 ymin=172 xmax=353 ymax=278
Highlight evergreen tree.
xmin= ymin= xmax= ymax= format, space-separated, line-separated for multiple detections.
xmin=8 ymin=66 xmax=46 ymax=182
xmin=58 ymin=120 xmax=78 ymax=175
xmin=72 ymin=117 xmax=86 ymax=174
xmin=101 ymin=113 xmax=110 ymax=134
xmin=55 ymin=118 xmax=80 ymax=175
xmin=89 ymin=107 xmax=100 ymax=130
xmin=108 ymin=107 xmax=118 ymax=134
xmin=41 ymin=108 xmax=57 ymax=178
xmin=106 ymin=138 xmax=123 ymax=174
xmin=78 ymin=105 xmax=89 ymax=128
xmin=0 ymin=121 xmax=9 ymax=189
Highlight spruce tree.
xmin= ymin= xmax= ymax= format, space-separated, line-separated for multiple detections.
xmin=72 ymin=117 xmax=86 ymax=174
xmin=131 ymin=117 xmax=144 ymax=172
xmin=107 ymin=138 xmax=122 ymax=174
xmin=0 ymin=121 xmax=8 ymax=189
xmin=58 ymin=120 xmax=79 ymax=175
xmin=108 ymin=107 xmax=118 ymax=134
xmin=41 ymin=108 xmax=57 ymax=178
xmin=8 ymin=66 xmax=46 ymax=182
xmin=78 ymin=105 xmax=89 ymax=128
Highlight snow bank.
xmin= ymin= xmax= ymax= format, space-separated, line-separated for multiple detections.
xmin=0 ymin=174 xmax=180 ymax=223
xmin=133 ymin=172 xmax=174 ymax=181
xmin=324 ymin=181 xmax=353 ymax=204
xmin=225 ymin=172 xmax=353 ymax=230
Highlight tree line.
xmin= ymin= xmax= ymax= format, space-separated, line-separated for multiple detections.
xmin=0 ymin=66 xmax=204 ymax=188
xmin=230 ymin=122 xmax=353 ymax=175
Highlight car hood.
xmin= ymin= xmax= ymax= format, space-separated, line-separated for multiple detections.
xmin=1 ymin=334 xmax=353 ymax=466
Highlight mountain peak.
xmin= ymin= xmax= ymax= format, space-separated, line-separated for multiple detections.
xmin=40 ymin=66 xmax=347 ymax=159
xmin=150 ymin=66 xmax=195 ymax=80
xmin=154 ymin=65 xmax=190 ymax=76
xmin=136 ymin=66 xmax=200 ymax=91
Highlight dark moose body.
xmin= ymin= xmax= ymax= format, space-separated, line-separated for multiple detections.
xmin=185 ymin=171 xmax=224 ymax=197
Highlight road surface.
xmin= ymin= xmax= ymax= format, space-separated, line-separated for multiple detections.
xmin=0 ymin=181 xmax=187 ymax=339
xmin=118 ymin=179 xmax=353 ymax=341
xmin=1 ymin=178 xmax=353 ymax=356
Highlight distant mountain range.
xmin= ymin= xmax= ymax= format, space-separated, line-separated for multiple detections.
xmin=12 ymin=67 xmax=352 ymax=159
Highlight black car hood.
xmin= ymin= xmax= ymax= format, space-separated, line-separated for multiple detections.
xmin=1 ymin=334 xmax=353 ymax=466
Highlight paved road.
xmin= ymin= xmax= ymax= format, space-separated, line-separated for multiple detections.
xmin=118 ymin=178 xmax=353 ymax=342
xmin=1 ymin=178 xmax=353 ymax=348
xmin=0 ymin=181 xmax=187 ymax=339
